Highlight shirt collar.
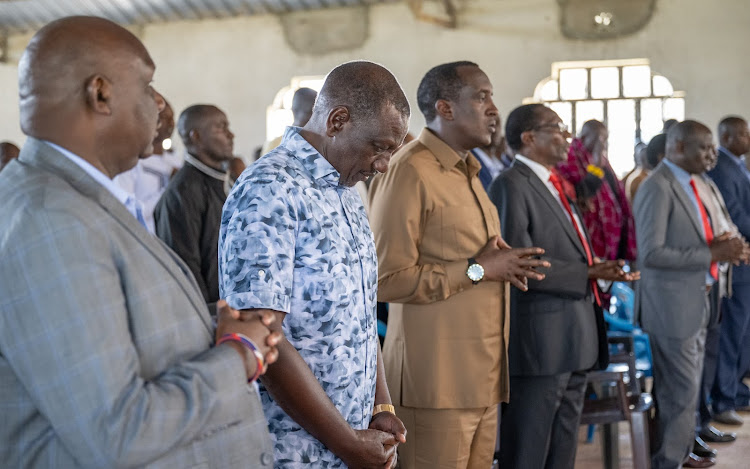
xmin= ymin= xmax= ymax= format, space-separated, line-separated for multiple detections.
xmin=418 ymin=128 xmax=480 ymax=177
xmin=280 ymin=126 xmax=341 ymax=186
xmin=515 ymin=154 xmax=552 ymax=183
xmin=43 ymin=140 xmax=131 ymax=206
xmin=662 ymin=158 xmax=693 ymax=185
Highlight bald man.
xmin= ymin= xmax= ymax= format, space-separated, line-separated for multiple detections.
xmin=0 ymin=16 xmax=280 ymax=468
xmin=220 ymin=61 xmax=408 ymax=468
xmin=0 ymin=141 xmax=20 ymax=172
xmin=634 ymin=121 xmax=746 ymax=468
xmin=155 ymin=104 xmax=235 ymax=307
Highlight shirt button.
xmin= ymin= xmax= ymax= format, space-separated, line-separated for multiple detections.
xmin=258 ymin=270 xmax=266 ymax=279
xmin=260 ymin=452 xmax=273 ymax=465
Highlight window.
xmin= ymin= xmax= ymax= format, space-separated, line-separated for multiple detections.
xmin=530 ymin=59 xmax=684 ymax=176
xmin=265 ymin=76 xmax=325 ymax=141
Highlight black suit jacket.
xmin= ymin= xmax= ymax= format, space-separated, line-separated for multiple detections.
xmin=488 ymin=160 xmax=608 ymax=376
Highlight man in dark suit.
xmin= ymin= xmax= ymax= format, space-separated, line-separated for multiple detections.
xmin=707 ymin=116 xmax=750 ymax=427
xmin=489 ymin=104 xmax=637 ymax=469
xmin=634 ymin=120 xmax=746 ymax=469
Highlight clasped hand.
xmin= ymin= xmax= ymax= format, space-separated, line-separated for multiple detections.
xmin=475 ymin=235 xmax=551 ymax=291
xmin=215 ymin=301 xmax=282 ymax=379
xmin=710 ymin=232 xmax=750 ymax=265
xmin=338 ymin=411 xmax=405 ymax=469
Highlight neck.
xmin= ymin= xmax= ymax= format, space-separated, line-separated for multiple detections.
xmin=151 ymin=142 xmax=164 ymax=155
xmin=521 ymin=151 xmax=553 ymax=170
xmin=298 ymin=128 xmax=326 ymax=159
xmin=425 ymin=124 xmax=470 ymax=160
xmin=482 ymin=143 xmax=505 ymax=160
xmin=41 ymin=136 xmax=121 ymax=179
xmin=190 ymin=151 xmax=225 ymax=171
xmin=667 ymin=157 xmax=692 ymax=173
xmin=723 ymin=146 xmax=742 ymax=158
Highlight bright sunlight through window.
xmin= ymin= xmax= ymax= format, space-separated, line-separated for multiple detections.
xmin=266 ymin=76 xmax=325 ymax=141
xmin=530 ymin=59 xmax=685 ymax=177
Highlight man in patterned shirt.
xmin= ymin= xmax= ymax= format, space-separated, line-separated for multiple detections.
xmin=219 ymin=61 xmax=409 ymax=468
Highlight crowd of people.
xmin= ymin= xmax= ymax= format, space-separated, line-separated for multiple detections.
xmin=2 ymin=14 xmax=750 ymax=469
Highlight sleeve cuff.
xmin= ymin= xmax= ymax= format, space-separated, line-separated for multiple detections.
xmin=225 ymin=289 xmax=291 ymax=314
xmin=445 ymin=259 xmax=474 ymax=297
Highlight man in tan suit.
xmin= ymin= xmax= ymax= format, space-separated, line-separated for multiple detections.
xmin=369 ymin=61 xmax=548 ymax=468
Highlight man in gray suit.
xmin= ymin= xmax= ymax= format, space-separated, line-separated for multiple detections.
xmin=489 ymin=104 xmax=638 ymax=469
xmin=0 ymin=16 xmax=280 ymax=468
xmin=634 ymin=120 xmax=746 ymax=469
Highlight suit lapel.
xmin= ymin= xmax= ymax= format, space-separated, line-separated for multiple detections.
xmin=514 ymin=161 xmax=587 ymax=258
xmin=22 ymin=138 xmax=214 ymax=335
xmin=658 ymin=164 xmax=705 ymax=240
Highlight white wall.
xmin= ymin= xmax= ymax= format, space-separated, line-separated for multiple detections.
xmin=1 ymin=0 xmax=748 ymax=158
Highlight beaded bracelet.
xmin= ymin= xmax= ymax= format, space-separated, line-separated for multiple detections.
xmin=217 ymin=333 xmax=265 ymax=383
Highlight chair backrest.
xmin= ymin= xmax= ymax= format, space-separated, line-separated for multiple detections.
xmin=580 ymin=371 xmax=630 ymax=425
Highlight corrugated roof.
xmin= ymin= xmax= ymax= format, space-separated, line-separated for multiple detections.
xmin=0 ymin=0 xmax=398 ymax=34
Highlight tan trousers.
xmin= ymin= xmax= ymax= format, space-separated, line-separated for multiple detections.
xmin=396 ymin=404 xmax=498 ymax=469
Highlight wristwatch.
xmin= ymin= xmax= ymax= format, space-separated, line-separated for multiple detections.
xmin=373 ymin=404 xmax=396 ymax=416
xmin=466 ymin=258 xmax=485 ymax=285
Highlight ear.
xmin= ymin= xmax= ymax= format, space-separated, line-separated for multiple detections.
xmin=674 ymin=139 xmax=685 ymax=156
xmin=188 ymin=128 xmax=201 ymax=147
xmin=84 ymin=74 xmax=112 ymax=115
xmin=520 ymin=129 xmax=535 ymax=149
xmin=325 ymin=106 xmax=350 ymax=137
xmin=435 ymin=99 xmax=453 ymax=121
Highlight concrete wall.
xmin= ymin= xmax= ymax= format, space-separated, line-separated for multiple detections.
xmin=1 ymin=0 xmax=748 ymax=160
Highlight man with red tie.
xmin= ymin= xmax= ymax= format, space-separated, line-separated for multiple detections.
xmin=488 ymin=104 xmax=638 ymax=469
xmin=633 ymin=120 xmax=747 ymax=469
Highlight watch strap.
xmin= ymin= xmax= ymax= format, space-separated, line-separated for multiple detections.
xmin=373 ymin=403 xmax=396 ymax=416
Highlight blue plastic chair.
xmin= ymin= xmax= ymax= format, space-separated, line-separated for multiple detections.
xmin=606 ymin=282 xmax=653 ymax=379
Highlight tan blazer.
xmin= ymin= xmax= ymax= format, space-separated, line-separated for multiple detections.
xmin=369 ymin=129 xmax=510 ymax=409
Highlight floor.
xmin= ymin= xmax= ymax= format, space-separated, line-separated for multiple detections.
xmin=575 ymin=407 xmax=750 ymax=468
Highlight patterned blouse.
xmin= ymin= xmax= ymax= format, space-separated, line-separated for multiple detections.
xmin=218 ymin=127 xmax=378 ymax=467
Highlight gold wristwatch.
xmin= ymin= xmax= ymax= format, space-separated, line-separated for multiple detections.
xmin=373 ymin=404 xmax=396 ymax=416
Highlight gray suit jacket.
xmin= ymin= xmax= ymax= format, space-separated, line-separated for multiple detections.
xmin=633 ymin=162 xmax=712 ymax=339
xmin=489 ymin=161 xmax=607 ymax=376
xmin=0 ymin=138 xmax=273 ymax=468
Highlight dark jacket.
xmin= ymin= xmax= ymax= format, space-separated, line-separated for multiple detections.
xmin=707 ymin=149 xmax=750 ymax=285
xmin=155 ymin=162 xmax=226 ymax=305
xmin=489 ymin=160 xmax=608 ymax=375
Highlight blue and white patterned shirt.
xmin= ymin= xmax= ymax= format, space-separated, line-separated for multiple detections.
xmin=219 ymin=127 xmax=378 ymax=467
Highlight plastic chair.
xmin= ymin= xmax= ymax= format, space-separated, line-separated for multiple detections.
xmin=606 ymin=282 xmax=653 ymax=379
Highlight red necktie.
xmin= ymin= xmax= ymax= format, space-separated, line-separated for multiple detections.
xmin=549 ymin=172 xmax=602 ymax=306
xmin=689 ymin=179 xmax=719 ymax=280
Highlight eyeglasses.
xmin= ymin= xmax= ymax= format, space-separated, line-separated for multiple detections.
xmin=533 ymin=122 xmax=569 ymax=134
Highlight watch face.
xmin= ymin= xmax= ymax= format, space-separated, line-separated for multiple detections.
xmin=467 ymin=263 xmax=485 ymax=282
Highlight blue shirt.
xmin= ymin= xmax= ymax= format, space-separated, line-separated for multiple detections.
xmin=663 ymin=158 xmax=715 ymax=285
xmin=218 ymin=127 xmax=378 ymax=467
